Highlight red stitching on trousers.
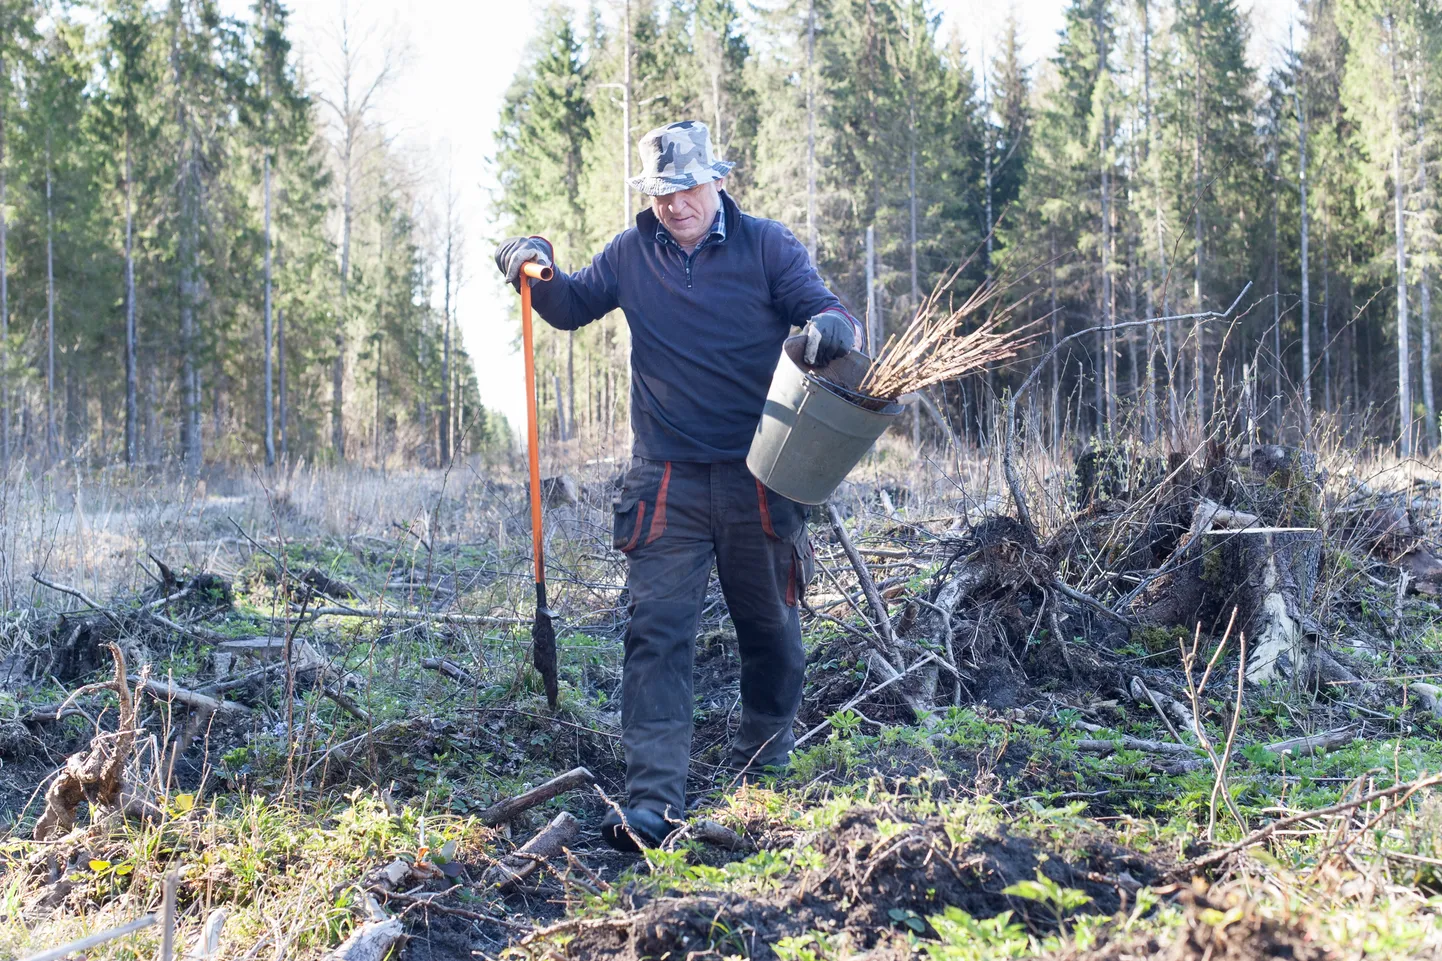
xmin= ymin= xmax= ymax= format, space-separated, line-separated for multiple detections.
xmin=756 ymin=479 xmax=776 ymax=538
xmin=623 ymin=501 xmax=647 ymax=552
xmin=646 ymin=462 xmax=672 ymax=545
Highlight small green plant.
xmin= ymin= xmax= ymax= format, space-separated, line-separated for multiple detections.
xmin=1001 ymin=868 xmax=1092 ymax=932
xmin=925 ymin=908 xmax=1032 ymax=960
xmin=888 ymin=906 xmax=927 ymax=933
xmin=827 ymin=708 xmax=864 ymax=738
xmin=774 ymin=932 xmax=839 ymax=961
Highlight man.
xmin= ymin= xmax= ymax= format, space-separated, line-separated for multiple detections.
xmin=495 ymin=120 xmax=859 ymax=851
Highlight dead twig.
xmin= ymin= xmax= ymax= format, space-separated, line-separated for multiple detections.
xmin=1179 ymin=772 xmax=1442 ymax=875
xmin=480 ymin=767 xmax=594 ymax=826
xmin=482 ymin=812 xmax=580 ymax=889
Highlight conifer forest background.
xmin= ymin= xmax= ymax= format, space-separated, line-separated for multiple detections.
xmin=0 ymin=0 xmax=1438 ymax=472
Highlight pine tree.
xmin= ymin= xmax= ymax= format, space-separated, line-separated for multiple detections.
xmin=1162 ymin=0 xmax=1258 ymax=427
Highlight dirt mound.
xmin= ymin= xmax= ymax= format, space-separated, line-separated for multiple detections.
xmin=1062 ymin=891 xmax=1333 ymax=961
xmin=550 ymin=806 xmax=1162 ymax=960
xmin=813 ymin=807 xmax=1159 ymax=936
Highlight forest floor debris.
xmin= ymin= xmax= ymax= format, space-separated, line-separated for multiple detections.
xmin=4 ymin=445 xmax=1442 ymax=959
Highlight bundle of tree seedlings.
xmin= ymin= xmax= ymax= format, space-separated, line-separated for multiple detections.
xmin=858 ymin=265 xmax=1034 ymax=404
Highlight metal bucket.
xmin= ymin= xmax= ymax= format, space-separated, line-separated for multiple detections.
xmin=747 ymin=335 xmax=904 ymax=505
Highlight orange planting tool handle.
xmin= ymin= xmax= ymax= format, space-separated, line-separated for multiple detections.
xmin=520 ymin=272 xmax=547 ymax=586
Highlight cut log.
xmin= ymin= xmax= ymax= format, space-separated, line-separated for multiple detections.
xmin=483 ymin=812 xmax=580 ymax=889
xmin=479 ymin=768 xmax=594 ymax=826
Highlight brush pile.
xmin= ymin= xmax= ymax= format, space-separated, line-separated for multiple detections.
xmin=859 ymin=265 xmax=1034 ymax=401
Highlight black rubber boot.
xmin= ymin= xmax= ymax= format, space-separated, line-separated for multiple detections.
xmin=599 ymin=806 xmax=671 ymax=852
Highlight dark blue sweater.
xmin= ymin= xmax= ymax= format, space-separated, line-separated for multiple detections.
xmin=529 ymin=192 xmax=857 ymax=463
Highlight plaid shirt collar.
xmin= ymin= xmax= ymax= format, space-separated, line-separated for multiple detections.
xmin=654 ymin=206 xmax=727 ymax=249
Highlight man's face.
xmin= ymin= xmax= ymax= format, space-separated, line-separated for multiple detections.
xmin=651 ymin=180 xmax=723 ymax=248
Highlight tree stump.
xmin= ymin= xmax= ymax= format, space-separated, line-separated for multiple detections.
xmin=1216 ymin=528 xmax=1323 ymax=684
xmin=1135 ymin=445 xmax=1324 ymax=687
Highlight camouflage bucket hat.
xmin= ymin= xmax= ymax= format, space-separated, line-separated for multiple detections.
xmin=628 ymin=120 xmax=735 ymax=196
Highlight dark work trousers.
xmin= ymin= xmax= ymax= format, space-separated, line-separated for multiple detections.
xmin=612 ymin=458 xmax=815 ymax=819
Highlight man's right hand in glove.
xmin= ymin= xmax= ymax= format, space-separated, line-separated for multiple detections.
xmin=495 ymin=236 xmax=554 ymax=291
xmin=802 ymin=310 xmax=856 ymax=366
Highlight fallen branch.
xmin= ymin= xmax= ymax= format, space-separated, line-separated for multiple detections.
xmin=480 ymin=767 xmax=594 ymax=826
xmin=366 ymin=886 xmax=529 ymax=931
xmin=327 ymin=919 xmax=403 ymax=961
xmin=1263 ymin=728 xmax=1357 ymax=757
xmin=691 ymin=819 xmax=747 ymax=851
xmin=823 ymin=504 xmax=901 ymax=659
xmin=422 ymin=657 xmax=479 ymax=685
xmin=300 ymin=605 xmax=525 ymax=626
xmin=1073 ymin=737 xmax=1199 ymax=758
xmin=1128 ymin=676 xmax=1194 ymax=745
xmin=31 ymin=573 xmax=125 ymax=632
xmin=482 ymin=812 xmax=580 ymax=889
xmin=794 ymin=652 xmax=939 ymax=748
xmin=131 ymin=677 xmax=251 ymax=716
xmin=18 ymin=915 xmax=156 ymax=961
xmin=1179 ymin=773 xmax=1442 ymax=875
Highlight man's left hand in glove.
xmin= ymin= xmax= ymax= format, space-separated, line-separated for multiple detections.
xmin=802 ymin=310 xmax=856 ymax=366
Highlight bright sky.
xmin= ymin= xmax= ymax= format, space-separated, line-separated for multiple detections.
xmin=265 ymin=0 xmax=1299 ymax=433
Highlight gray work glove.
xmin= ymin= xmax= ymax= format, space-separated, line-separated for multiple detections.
xmin=495 ymin=236 xmax=554 ymax=291
xmin=802 ymin=310 xmax=856 ymax=365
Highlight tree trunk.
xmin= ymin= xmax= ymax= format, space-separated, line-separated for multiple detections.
xmin=1296 ymin=83 xmax=1311 ymax=435
xmin=1049 ymin=232 xmax=1060 ymax=452
xmin=335 ymin=154 xmax=351 ymax=461
xmin=373 ymin=335 xmax=383 ymax=461
xmin=1413 ymin=72 xmax=1437 ymax=450
xmin=1322 ymin=202 xmax=1331 ymax=413
xmin=0 ymin=63 xmax=8 ymax=467
xmin=621 ymin=0 xmax=633 ymax=228
xmin=1141 ymin=0 xmax=1174 ymax=435
xmin=983 ymin=68 xmax=993 ymax=284
xmin=1389 ymin=18 xmax=1412 ymax=456
xmin=1424 ymin=274 xmax=1435 ymax=450
xmin=181 ymin=169 xmax=201 ymax=474
xmin=173 ymin=7 xmax=202 ymax=475
xmin=806 ymin=0 xmax=817 ymax=265
xmin=439 ymin=229 xmax=453 ymax=466
xmin=1192 ymin=15 xmax=1206 ymax=428
xmin=1100 ymin=97 xmax=1115 ymax=433
xmin=263 ymin=151 xmax=275 ymax=467
xmin=45 ymin=140 xmax=57 ymax=460
xmin=278 ymin=306 xmax=287 ymax=458
xmin=1128 ymin=229 xmax=1139 ymax=412
xmin=865 ymin=225 xmax=876 ymax=352
xmin=124 ymin=134 xmax=138 ymax=465
xmin=1272 ymin=198 xmax=1282 ymax=434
